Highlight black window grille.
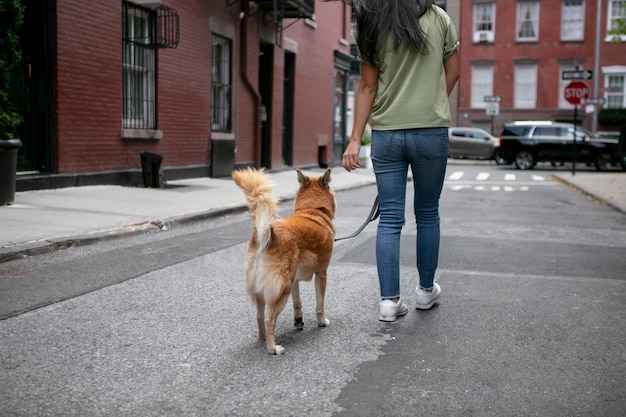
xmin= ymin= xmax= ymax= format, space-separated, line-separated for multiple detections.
xmin=211 ymin=34 xmax=232 ymax=132
xmin=122 ymin=1 xmax=156 ymax=130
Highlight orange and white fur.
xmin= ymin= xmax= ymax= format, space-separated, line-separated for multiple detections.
xmin=232 ymin=168 xmax=336 ymax=354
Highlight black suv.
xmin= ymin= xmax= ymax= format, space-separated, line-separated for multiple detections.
xmin=496 ymin=121 xmax=619 ymax=170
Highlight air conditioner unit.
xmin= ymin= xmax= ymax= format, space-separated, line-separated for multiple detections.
xmin=474 ymin=31 xmax=494 ymax=43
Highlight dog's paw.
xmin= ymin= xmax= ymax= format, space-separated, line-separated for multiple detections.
xmin=317 ymin=318 xmax=330 ymax=327
xmin=294 ymin=317 xmax=304 ymax=330
xmin=268 ymin=345 xmax=285 ymax=355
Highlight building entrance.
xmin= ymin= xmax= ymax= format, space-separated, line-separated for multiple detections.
xmin=13 ymin=0 xmax=54 ymax=174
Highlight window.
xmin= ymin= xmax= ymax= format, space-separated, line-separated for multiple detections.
xmin=606 ymin=74 xmax=625 ymax=108
xmin=564 ymin=126 xmax=588 ymax=140
xmin=514 ymin=63 xmax=537 ymax=108
xmin=561 ymin=0 xmax=585 ymax=41
xmin=211 ymin=34 xmax=232 ymax=132
xmin=469 ymin=130 xmax=489 ymax=139
xmin=473 ymin=3 xmax=495 ymax=43
xmin=471 ymin=65 xmax=494 ymax=108
xmin=122 ymin=2 xmax=156 ymax=130
xmin=608 ymin=0 xmax=626 ymax=41
xmin=534 ymin=127 xmax=562 ymax=137
xmin=516 ymin=1 xmax=539 ymax=41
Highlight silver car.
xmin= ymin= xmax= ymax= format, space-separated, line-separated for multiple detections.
xmin=448 ymin=127 xmax=501 ymax=162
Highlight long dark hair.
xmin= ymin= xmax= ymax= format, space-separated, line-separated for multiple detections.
xmin=352 ymin=0 xmax=435 ymax=66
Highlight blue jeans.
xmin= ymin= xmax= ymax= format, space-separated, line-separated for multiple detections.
xmin=370 ymin=127 xmax=448 ymax=299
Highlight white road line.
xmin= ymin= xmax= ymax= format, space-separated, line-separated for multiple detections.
xmin=438 ymin=268 xmax=624 ymax=283
xmin=449 ymin=172 xmax=464 ymax=180
xmin=444 ymin=171 xmax=555 ymax=192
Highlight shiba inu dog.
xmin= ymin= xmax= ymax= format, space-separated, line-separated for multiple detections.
xmin=232 ymin=168 xmax=336 ymax=354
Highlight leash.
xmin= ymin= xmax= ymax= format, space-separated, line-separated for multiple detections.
xmin=334 ymin=195 xmax=380 ymax=242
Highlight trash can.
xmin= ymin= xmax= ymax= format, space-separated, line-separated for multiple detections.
xmin=140 ymin=152 xmax=164 ymax=188
xmin=0 ymin=139 xmax=23 ymax=205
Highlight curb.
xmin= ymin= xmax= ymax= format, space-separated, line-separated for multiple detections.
xmin=0 ymin=177 xmax=378 ymax=264
xmin=550 ymin=174 xmax=626 ymax=215
xmin=0 ymin=204 xmax=250 ymax=264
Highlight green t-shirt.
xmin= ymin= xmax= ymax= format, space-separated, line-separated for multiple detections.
xmin=360 ymin=6 xmax=459 ymax=130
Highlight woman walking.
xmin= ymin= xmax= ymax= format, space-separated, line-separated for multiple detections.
xmin=341 ymin=0 xmax=460 ymax=321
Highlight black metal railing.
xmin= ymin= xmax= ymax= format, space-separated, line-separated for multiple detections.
xmin=154 ymin=5 xmax=179 ymax=49
xmin=256 ymin=0 xmax=315 ymax=19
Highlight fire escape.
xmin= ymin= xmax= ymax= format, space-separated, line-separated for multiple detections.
xmin=255 ymin=0 xmax=315 ymax=47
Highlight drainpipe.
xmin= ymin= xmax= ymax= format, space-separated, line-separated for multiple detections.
xmin=234 ymin=11 xmax=244 ymax=154
xmin=240 ymin=0 xmax=262 ymax=167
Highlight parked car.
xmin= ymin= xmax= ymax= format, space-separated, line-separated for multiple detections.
xmin=448 ymin=127 xmax=502 ymax=162
xmin=496 ymin=121 xmax=620 ymax=171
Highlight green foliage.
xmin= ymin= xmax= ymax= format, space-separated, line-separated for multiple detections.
xmin=0 ymin=0 xmax=25 ymax=139
xmin=598 ymin=108 xmax=626 ymax=127
xmin=608 ymin=2 xmax=626 ymax=41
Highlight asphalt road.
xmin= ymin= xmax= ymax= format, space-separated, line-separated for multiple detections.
xmin=1 ymin=163 xmax=625 ymax=416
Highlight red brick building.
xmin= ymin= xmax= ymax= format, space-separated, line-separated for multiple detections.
xmin=456 ymin=0 xmax=626 ymax=136
xmin=14 ymin=0 xmax=352 ymax=190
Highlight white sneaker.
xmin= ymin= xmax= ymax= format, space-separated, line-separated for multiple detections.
xmin=415 ymin=283 xmax=441 ymax=310
xmin=378 ymin=297 xmax=408 ymax=322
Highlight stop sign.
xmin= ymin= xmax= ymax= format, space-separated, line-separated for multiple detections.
xmin=564 ymin=81 xmax=590 ymax=105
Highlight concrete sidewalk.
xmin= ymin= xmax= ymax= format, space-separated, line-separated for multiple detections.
xmin=0 ymin=166 xmax=624 ymax=263
xmin=0 ymin=168 xmax=377 ymax=263
xmin=551 ymin=171 xmax=626 ymax=214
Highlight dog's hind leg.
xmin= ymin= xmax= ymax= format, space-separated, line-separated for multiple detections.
xmin=265 ymin=291 xmax=290 ymax=355
xmin=291 ymin=281 xmax=304 ymax=330
xmin=315 ymin=271 xmax=330 ymax=327
xmin=254 ymin=297 xmax=266 ymax=340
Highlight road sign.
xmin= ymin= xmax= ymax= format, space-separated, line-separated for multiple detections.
xmin=585 ymin=97 xmax=606 ymax=105
xmin=486 ymin=102 xmax=500 ymax=116
xmin=484 ymin=95 xmax=503 ymax=103
xmin=562 ymin=70 xmax=593 ymax=80
xmin=564 ymin=81 xmax=590 ymax=105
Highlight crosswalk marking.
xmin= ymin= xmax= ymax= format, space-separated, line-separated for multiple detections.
xmin=449 ymin=172 xmax=464 ymax=180
xmin=445 ymin=171 xmax=554 ymax=193
xmin=450 ymin=185 xmax=471 ymax=191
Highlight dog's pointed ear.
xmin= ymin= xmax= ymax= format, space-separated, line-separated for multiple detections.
xmin=297 ymin=169 xmax=310 ymax=186
xmin=319 ymin=168 xmax=332 ymax=188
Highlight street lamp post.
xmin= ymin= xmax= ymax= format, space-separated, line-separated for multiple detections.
xmin=592 ymin=0 xmax=602 ymax=133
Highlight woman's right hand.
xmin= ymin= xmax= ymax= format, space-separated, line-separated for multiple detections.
xmin=342 ymin=139 xmax=361 ymax=172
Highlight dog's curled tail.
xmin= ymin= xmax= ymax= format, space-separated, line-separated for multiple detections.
xmin=232 ymin=168 xmax=278 ymax=250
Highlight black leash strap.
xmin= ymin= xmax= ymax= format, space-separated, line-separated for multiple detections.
xmin=334 ymin=195 xmax=380 ymax=242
